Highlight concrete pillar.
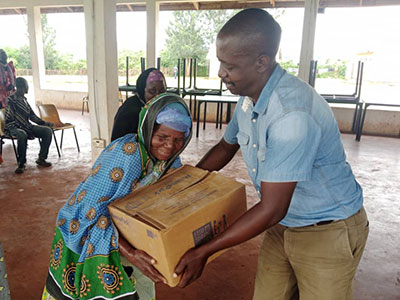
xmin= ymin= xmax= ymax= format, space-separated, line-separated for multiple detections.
xmin=146 ymin=0 xmax=159 ymax=68
xmin=83 ymin=0 xmax=119 ymax=161
xmin=26 ymin=5 xmax=46 ymax=101
xmin=298 ymin=0 xmax=319 ymax=82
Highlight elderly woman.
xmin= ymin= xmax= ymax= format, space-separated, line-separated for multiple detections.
xmin=42 ymin=93 xmax=192 ymax=300
xmin=111 ymin=68 xmax=167 ymax=141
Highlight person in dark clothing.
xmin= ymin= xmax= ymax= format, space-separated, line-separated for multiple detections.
xmin=111 ymin=68 xmax=167 ymax=141
xmin=5 ymin=77 xmax=53 ymax=174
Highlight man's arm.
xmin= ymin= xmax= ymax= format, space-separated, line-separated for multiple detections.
xmin=28 ymin=105 xmax=52 ymax=126
xmin=4 ymin=101 xmax=17 ymax=131
xmin=174 ymin=180 xmax=296 ymax=287
xmin=196 ymin=138 xmax=240 ymax=171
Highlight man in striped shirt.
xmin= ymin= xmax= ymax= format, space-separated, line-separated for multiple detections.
xmin=5 ymin=77 xmax=53 ymax=174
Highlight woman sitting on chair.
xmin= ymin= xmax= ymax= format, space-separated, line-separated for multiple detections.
xmin=43 ymin=93 xmax=192 ymax=300
xmin=111 ymin=68 xmax=167 ymax=141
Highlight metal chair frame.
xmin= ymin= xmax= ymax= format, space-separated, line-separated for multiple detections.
xmin=0 ymin=108 xmax=18 ymax=163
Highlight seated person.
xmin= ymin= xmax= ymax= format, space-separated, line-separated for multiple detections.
xmin=111 ymin=68 xmax=167 ymax=141
xmin=5 ymin=77 xmax=53 ymax=174
xmin=0 ymin=49 xmax=16 ymax=109
xmin=42 ymin=93 xmax=192 ymax=300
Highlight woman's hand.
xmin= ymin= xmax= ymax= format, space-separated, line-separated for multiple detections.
xmin=118 ymin=235 xmax=167 ymax=284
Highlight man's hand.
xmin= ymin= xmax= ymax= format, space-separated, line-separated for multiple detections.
xmin=174 ymin=181 xmax=297 ymax=288
xmin=118 ymin=236 xmax=167 ymax=284
xmin=174 ymin=246 xmax=209 ymax=288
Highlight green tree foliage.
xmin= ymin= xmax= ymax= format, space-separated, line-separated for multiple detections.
xmin=5 ymin=14 xmax=87 ymax=73
xmin=118 ymin=49 xmax=145 ymax=74
xmin=3 ymin=45 xmax=31 ymax=70
xmin=317 ymin=59 xmax=347 ymax=79
xmin=160 ymin=10 xmax=236 ymax=68
xmin=280 ymin=60 xmax=298 ymax=75
xmin=41 ymin=14 xmax=62 ymax=70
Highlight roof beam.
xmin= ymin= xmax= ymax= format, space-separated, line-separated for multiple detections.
xmin=2 ymin=0 xmax=400 ymax=15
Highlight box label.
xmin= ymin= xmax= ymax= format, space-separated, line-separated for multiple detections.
xmin=146 ymin=229 xmax=156 ymax=239
xmin=192 ymin=215 xmax=228 ymax=247
xmin=192 ymin=222 xmax=214 ymax=247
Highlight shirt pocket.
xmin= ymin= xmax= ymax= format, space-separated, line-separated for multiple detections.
xmin=237 ymin=131 xmax=250 ymax=158
xmin=237 ymin=131 xmax=249 ymax=146
xmin=257 ymin=145 xmax=267 ymax=162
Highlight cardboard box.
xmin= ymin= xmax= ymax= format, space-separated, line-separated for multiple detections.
xmin=109 ymin=165 xmax=247 ymax=286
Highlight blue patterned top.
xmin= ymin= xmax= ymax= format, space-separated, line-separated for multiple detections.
xmin=56 ymin=133 xmax=182 ymax=263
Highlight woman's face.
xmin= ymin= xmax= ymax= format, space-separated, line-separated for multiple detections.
xmin=150 ymin=124 xmax=185 ymax=161
xmin=144 ymin=80 xmax=167 ymax=102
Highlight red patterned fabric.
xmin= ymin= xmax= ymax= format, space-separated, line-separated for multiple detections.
xmin=0 ymin=61 xmax=16 ymax=108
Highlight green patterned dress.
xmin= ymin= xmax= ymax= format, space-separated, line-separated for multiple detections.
xmin=42 ymin=93 xmax=192 ymax=300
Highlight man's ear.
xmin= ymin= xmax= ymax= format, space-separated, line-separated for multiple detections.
xmin=256 ymin=55 xmax=270 ymax=73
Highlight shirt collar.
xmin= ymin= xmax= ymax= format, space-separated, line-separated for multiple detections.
xmin=253 ymin=64 xmax=286 ymax=115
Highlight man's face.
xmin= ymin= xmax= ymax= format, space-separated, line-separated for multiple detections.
xmin=17 ymin=80 xmax=29 ymax=94
xmin=216 ymin=36 xmax=260 ymax=97
xmin=0 ymin=50 xmax=7 ymax=64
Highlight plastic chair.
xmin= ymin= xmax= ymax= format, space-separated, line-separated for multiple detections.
xmin=0 ymin=108 xmax=18 ymax=163
xmin=37 ymin=104 xmax=80 ymax=157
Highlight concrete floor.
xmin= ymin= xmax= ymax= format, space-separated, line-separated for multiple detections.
xmin=0 ymin=109 xmax=399 ymax=300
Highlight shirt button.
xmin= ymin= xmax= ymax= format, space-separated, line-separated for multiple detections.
xmin=252 ymin=168 xmax=256 ymax=173
xmin=252 ymin=119 xmax=256 ymax=123
xmin=253 ymin=144 xmax=257 ymax=148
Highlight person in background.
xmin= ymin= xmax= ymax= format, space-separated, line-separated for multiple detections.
xmin=0 ymin=49 xmax=16 ymax=109
xmin=111 ymin=68 xmax=167 ymax=141
xmin=5 ymin=77 xmax=53 ymax=174
xmin=42 ymin=93 xmax=192 ymax=300
xmin=174 ymin=8 xmax=369 ymax=300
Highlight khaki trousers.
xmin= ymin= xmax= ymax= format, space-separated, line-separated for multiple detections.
xmin=253 ymin=207 xmax=369 ymax=300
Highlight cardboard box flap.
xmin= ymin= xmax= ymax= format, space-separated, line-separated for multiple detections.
xmin=110 ymin=165 xmax=209 ymax=216
xmin=139 ymin=172 xmax=244 ymax=229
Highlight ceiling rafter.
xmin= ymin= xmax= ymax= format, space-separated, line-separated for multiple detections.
xmin=1 ymin=0 xmax=400 ymax=15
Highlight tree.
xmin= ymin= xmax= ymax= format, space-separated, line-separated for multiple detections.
xmin=160 ymin=10 xmax=236 ymax=68
xmin=41 ymin=14 xmax=62 ymax=70
xmin=3 ymin=45 xmax=31 ymax=70
xmin=118 ymin=49 xmax=145 ymax=75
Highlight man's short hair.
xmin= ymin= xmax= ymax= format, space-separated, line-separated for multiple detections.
xmin=218 ymin=8 xmax=282 ymax=58
xmin=15 ymin=77 xmax=28 ymax=89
